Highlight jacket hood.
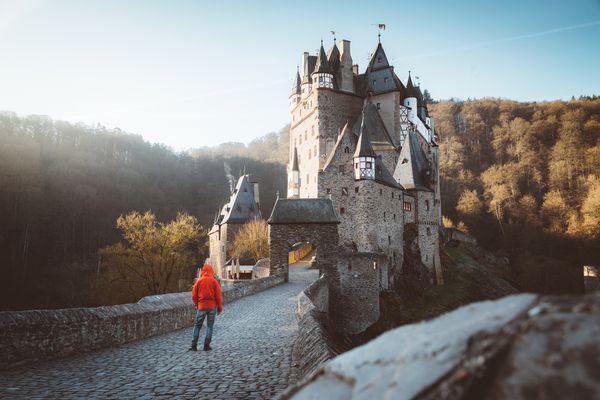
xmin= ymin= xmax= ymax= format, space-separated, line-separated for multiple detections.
xmin=201 ymin=264 xmax=214 ymax=277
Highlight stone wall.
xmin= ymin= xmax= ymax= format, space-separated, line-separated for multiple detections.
xmin=0 ymin=274 xmax=285 ymax=370
xmin=290 ymin=277 xmax=337 ymax=385
xmin=283 ymin=292 xmax=600 ymax=400
xmin=336 ymin=253 xmax=385 ymax=334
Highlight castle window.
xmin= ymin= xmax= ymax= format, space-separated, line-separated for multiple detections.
xmin=326 ymin=188 xmax=331 ymax=194
xmin=384 ymin=77 xmax=388 ymax=83
xmin=379 ymin=189 xmax=383 ymax=196
xmin=312 ymin=126 xmax=315 ymax=135
xmin=342 ymin=187 xmax=348 ymax=196
xmin=306 ymin=174 xmax=309 ymax=183
xmin=339 ymin=165 xmax=345 ymax=174
xmin=344 ymin=146 xmax=350 ymax=153
xmin=308 ymin=149 xmax=311 ymax=159
xmin=403 ymin=202 xmax=412 ymax=211
xmin=425 ymin=200 xmax=430 ymax=211
xmin=376 ymin=103 xmax=381 ymax=110
xmin=377 ymin=56 xmax=382 ymax=63
xmin=383 ymin=212 xmax=386 ymax=220
xmin=427 ymin=227 xmax=431 ymax=235
xmin=372 ymin=79 xmax=376 ymax=85
xmin=304 ymin=132 xmax=307 ymax=141
xmin=366 ymin=161 xmax=372 ymax=168
xmin=340 ymin=207 xmax=346 ymax=214
xmin=392 ymin=192 xmax=394 ymax=199
xmin=355 ymin=187 xmax=359 ymax=193
xmin=314 ymin=145 xmax=317 ymax=155
xmin=348 ymin=263 xmax=352 ymax=272
xmin=388 ymin=235 xmax=391 ymax=245
xmin=426 ymin=254 xmax=429 ymax=262
xmin=393 ymin=214 xmax=396 ymax=221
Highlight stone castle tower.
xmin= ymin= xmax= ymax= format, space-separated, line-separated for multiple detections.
xmin=287 ymin=37 xmax=443 ymax=285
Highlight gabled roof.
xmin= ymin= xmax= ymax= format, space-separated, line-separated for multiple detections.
xmin=351 ymin=102 xmax=397 ymax=148
xmin=367 ymin=42 xmax=390 ymax=72
xmin=406 ymin=72 xmax=418 ymax=99
xmin=327 ymin=43 xmax=340 ymax=74
xmin=393 ymin=131 xmax=432 ymax=191
xmin=220 ymin=175 xmax=262 ymax=224
xmin=291 ymin=147 xmax=299 ymax=172
xmin=268 ymin=198 xmax=339 ymax=224
xmin=353 ymin=110 xmax=377 ymax=158
xmin=314 ymin=43 xmax=332 ymax=74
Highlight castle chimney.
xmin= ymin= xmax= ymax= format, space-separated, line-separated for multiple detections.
xmin=339 ymin=40 xmax=355 ymax=93
xmin=352 ymin=64 xmax=359 ymax=75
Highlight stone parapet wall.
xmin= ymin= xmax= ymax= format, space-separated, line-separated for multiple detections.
xmin=289 ymin=277 xmax=336 ymax=386
xmin=0 ymin=274 xmax=285 ymax=370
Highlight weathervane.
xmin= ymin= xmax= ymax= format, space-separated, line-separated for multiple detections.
xmin=330 ymin=30 xmax=336 ymax=43
xmin=371 ymin=23 xmax=386 ymax=42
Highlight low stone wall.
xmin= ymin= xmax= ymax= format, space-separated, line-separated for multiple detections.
xmin=289 ymin=277 xmax=336 ymax=386
xmin=0 ymin=274 xmax=285 ymax=370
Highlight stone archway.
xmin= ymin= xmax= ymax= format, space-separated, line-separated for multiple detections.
xmin=267 ymin=198 xmax=339 ymax=282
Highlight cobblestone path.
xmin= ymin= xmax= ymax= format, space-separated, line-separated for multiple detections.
xmin=0 ymin=264 xmax=318 ymax=399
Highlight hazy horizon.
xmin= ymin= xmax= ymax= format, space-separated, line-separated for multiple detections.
xmin=1 ymin=0 xmax=599 ymax=150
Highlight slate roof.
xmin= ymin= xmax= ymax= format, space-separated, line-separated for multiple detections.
xmin=351 ymin=102 xmax=397 ymax=148
xmin=220 ymin=175 xmax=262 ymax=224
xmin=268 ymin=198 xmax=339 ymax=224
xmin=314 ymin=43 xmax=332 ymax=74
xmin=366 ymin=42 xmax=390 ymax=72
xmin=375 ymin=156 xmax=402 ymax=189
xmin=393 ymin=131 xmax=432 ymax=191
xmin=353 ymin=110 xmax=377 ymax=158
xmin=291 ymin=68 xmax=301 ymax=95
xmin=327 ymin=43 xmax=340 ymax=73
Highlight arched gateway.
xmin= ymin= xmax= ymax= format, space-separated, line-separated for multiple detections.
xmin=267 ymin=198 xmax=339 ymax=282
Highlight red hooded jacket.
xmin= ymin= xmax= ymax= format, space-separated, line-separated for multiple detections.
xmin=192 ymin=264 xmax=223 ymax=312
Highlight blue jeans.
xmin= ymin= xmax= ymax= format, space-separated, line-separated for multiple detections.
xmin=191 ymin=308 xmax=216 ymax=347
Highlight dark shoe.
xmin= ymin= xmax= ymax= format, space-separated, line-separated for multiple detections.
xmin=203 ymin=344 xmax=212 ymax=351
xmin=189 ymin=345 xmax=197 ymax=352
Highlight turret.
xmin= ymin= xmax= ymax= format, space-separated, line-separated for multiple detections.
xmin=287 ymin=147 xmax=300 ymax=198
xmin=289 ymin=66 xmax=301 ymax=109
xmin=312 ymin=41 xmax=334 ymax=89
xmin=353 ymin=111 xmax=376 ymax=180
xmin=403 ymin=71 xmax=418 ymax=123
xmin=339 ymin=39 xmax=355 ymax=93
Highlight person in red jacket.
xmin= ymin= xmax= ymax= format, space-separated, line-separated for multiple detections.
xmin=189 ymin=264 xmax=223 ymax=351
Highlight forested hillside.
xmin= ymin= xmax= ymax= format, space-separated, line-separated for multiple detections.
xmin=430 ymin=97 xmax=600 ymax=273
xmin=0 ymin=112 xmax=286 ymax=310
xmin=2 ymin=97 xmax=597 ymax=309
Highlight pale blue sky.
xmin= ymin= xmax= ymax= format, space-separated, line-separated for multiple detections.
xmin=1 ymin=0 xmax=599 ymax=149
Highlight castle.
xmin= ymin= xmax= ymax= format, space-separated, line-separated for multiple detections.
xmin=286 ymin=36 xmax=443 ymax=286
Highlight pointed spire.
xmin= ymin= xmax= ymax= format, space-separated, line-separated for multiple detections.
xmin=406 ymin=71 xmax=418 ymax=98
xmin=366 ymin=41 xmax=390 ymax=72
xmin=291 ymin=147 xmax=299 ymax=171
xmin=314 ymin=41 xmax=332 ymax=74
xmin=353 ymin=108 xmax=377 ymax=158
xmin=291 ymin=66 xmax=301 ymax=94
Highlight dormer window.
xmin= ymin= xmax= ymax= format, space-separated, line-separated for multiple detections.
xmin=344 ymin=146 xmax=350 ymax=153
xmin=377 ymin=56 xmax=382 ymax=63
xmin=372 ymin=79 xmax=376 ymax=85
